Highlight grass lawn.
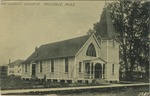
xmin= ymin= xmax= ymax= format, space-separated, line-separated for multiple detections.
xmin=0 ymin=76 xmax=105 ymax=90
xmin=0 ymin=76 xmax=149 ymax=95
xmin=0 ymin=76 xmax=38 ymax=90
xmin=0 ymin=76 xmax=71 ymax=90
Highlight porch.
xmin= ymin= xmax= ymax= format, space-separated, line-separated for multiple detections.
xmin=78 ymin=57 xmax=107 ymax=80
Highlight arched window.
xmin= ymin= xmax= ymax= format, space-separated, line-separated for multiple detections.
xmin=86 ymin=43 xmax=96 ymax=57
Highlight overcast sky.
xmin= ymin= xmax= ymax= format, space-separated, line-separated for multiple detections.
xmin=0 ymin=1 xmax=106 ymax=65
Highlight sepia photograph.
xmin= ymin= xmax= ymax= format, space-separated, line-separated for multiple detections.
xmin=0 ymin=0 xmax=149 ymax=95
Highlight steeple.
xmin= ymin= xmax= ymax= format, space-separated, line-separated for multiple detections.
xmin=95 ymin=5 xmax=117 ymax=39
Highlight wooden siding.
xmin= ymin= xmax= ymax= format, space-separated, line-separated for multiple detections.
xmin=35 ymin=57 xmax=75 ymax=80
xmin=21 ymin=36 xmax=119 ymax=82
xmin=101 ymin=40 xmax=119 ymax=81
xmin=8 ymin=65 xmax=22 ymax=76
xmin=75 ymin=36 xmax=101 ymax=80
xmin=21 ymin=63 xmax=31 ymax=79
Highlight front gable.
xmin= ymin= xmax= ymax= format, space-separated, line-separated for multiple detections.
xmin=75 ymin=34 xmax=101 ymax=58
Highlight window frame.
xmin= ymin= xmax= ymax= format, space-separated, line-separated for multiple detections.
xmin=39 ymin=61 xmax=42 ymax=73
xmin=91 ymin=63 xmax=93 ymax=74
xmin=86 ymin=43 xmax=96 ymax=57
xmin=25 ymin=64 xmax=27 ymax=73
xmin=51 ymin=59 xmax=54 ymax=73
xmin=112 ymin=64 xmax=115 ymax=75
xmin=65 ymin=58 xmax=69 ymax=73
xmin=79 ymin=62 xmax=82 ymax=73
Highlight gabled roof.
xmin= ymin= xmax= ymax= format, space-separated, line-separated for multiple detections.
xmin=8 ymin=59 xmax=24 ymax=65
xmin=24 ymin=35 xmax=91 ymax=64
xmin=95 ymin=8 xmax=117 ymax=39
xmin=83 ymin=57 xmax=107 ymax=63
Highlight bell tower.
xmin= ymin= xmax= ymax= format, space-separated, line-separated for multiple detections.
xmin=95 ymin=5 xmax=120 ymax=82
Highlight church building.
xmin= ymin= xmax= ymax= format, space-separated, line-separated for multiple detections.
xmin=22 ymin=8 xmax=120 ymax=83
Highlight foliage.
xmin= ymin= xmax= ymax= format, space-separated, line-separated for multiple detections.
xmin=93 ymin=1 xmax=149 ymax=81
xmin=0 ymin=65 xmax=7 ymax=77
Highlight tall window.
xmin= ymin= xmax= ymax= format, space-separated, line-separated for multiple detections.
xmin=65 ymin=58 xmax=69 ymax=72
xmin=86 ymin=43 xmax=96 ymax=57
xmin=40 ymin=61 xmax=42 ymax=73
xmin=112 ymin=64 xmax=115 ymax=74
xmin=91 ymin=63 xmax=93 ymax=74
xmin=51 ymin=59 xmax=54 ymax=72
xmin=79 ymin=62 xmax=82 ymax=73
xmin=103 ymin=64 xmax=105 ymax=78
xmin=103 ymin=64 xmax=105 ymax=75
xmin=25 ymin=64 xmax=27 ymax=73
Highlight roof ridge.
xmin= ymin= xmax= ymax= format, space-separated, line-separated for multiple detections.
xmin=24 ymin=34 xmax=91 ymax=64
xmin=8 ymin=59 xmax=24 ymax=65
xmin=40 ymin=34 xmax=90 ymax=47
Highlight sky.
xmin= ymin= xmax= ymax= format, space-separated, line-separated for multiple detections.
xmin=0 ymin=1 xmax=106 ymax=65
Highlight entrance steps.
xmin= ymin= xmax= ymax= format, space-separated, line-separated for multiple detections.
xmin=94 ymin=79 xmax=109 ymax=84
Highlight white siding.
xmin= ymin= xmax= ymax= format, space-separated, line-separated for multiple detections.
xmin=101 ymin=40 xmax=120 ymax=81
xmin=8 ymin=64 xmax=22 ymax=76
xmin=35 ymin=57 xmax=75 ymax=80
xmin=21 ymin=63 xmax=31 ymax=79
xmin=21 ymin=35 xmax=120 ymax=82
xmin=75 ymin=36 xmax=101 ymax=80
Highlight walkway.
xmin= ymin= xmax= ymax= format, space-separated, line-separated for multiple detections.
xmin=1 ymin=83 xmax=150 ymax=95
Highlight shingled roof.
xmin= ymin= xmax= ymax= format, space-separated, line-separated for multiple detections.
xmin=24 ymin=35 xmax=91 ymax=64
